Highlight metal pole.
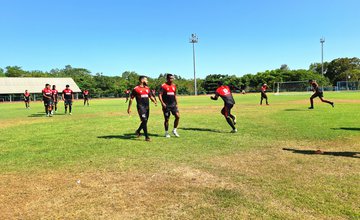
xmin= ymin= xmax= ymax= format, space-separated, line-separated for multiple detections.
xmin=192 ymin=42 xmax=197 ymax=96
xmin=320 ymin=37 xmax=325 ymax=75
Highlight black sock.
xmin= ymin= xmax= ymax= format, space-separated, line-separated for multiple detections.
xmin=226 ymin=117 xmax=236 ymax=130
xmin=69 ymin=105 xmax=72 ymax=113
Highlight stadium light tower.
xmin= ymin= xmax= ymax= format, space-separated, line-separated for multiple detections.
xmin=320 ymin=37 xmax=325 ymax=75
xmin=189 ymin=33 xmax=198 ymax=95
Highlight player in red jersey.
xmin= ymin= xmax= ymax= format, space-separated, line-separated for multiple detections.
xmin=42 ymin=84 xmax=53 ymax=117
xmin=83 ymin=89 xmax=90 ymax=106
xmin=23 ymin=90 xmax=31 ymax=109
xmin=308 ymin=80 xmax=334 ymax=109
xmin=52 ymin=85 xmax=59 ymax=114
xmin=125 ymin=89 xmax=131 ymax=103
xmin=211 ymin=81 xmax=237 ymax=132
xmin=158 ymin=74 xmax=180 ymax=138
xmin=127 ymin=76 xmax=157 ymax=141
xmin=62 ymin=85 xmax=74 ymax=115
xmin=260 ymin=83 xmax=269 ymax=105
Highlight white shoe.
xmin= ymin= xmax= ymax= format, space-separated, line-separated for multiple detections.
xmin=172 ymin=129 xmax=180 ymax=137
xmin=231 ymin=129 xmax=237 ymax=133
xmin=165 ymin=132 xmax=171 ymax=138
xmin=69 ymin=113 xmax=72 ymax=115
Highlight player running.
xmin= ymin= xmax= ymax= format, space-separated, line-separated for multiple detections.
xmin=24 ymin=90 xmax=31 ymax=109
xmin=52 ymin=85 xmax=59 ymax=114
xmin=210 ymin=81 xmax=237 ymax=132
xmin=158 ymin=74 xmax=180 ymax=138
xmin=42 ymin=84 xmax=53 ymax=117
xmin=308 ymin=80 xmax=334 ymax=109
xmin=260 ymin=83 xmax=269 ymax=105
xmin=62 ymin=85 xmax=74 ymax=115
xmin=127 ymin=76 xmax=157 ymax=141
xmin=83 ymin=89 xmax=90 ymax=106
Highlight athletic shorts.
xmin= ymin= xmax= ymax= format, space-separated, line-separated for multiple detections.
xmin=163 ymin=105 xmax=179 ymax=119
xmin=24 ymin=98 xmax=30 ymax=102
xmin=137 ymin=105 xmax=149 ymax=121
xmin=43 ymin=99 xmax=53 ymax=106
xmin=311 ymin=92 xmax=323 ymax=99
xmin=64 ymin=99 xmax=72 ymax=105
xmin=261 ymin=92 xmax=267 ymax=99
xmin=84 ymin=96 xmax=88 ymax=100
xmin=221 ymin=104 xmax=234 ymax=117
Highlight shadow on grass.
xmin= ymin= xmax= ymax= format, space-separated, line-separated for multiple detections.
xmin=98 ymin=133 xmax=161 ymax=140
xmin=28 ymin=112 xmax=67 ymax=117
xmin=179 ymin=127 xmax=225 ymax=133
xmin=331 ymin=127 xmax=360 ymax=131
xmin=283 ymin=109 xmax=306 ymax=112
xmin=283 ymin=148 xmax=360 ymax=158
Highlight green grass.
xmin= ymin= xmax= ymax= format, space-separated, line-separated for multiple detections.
xmin=0 ymin=92 xmax=359 ymax=219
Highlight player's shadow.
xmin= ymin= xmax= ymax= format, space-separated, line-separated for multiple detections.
xmin=98 ymin=133 xmax=161 ymax=140
xmin=283 ymin=148 xmax=360 ymax=158
xmin=331 ymin=127 xmax=360 ymax=131
xmin=28 ymin=113 xmax=46 ymax=117
xmin=283 ymin=109 xmax=306 ymax=112
xmin=179 ymin=127 xmax=225 ymax=133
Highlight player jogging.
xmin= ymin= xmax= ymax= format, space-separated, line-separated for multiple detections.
xmin=158 ymin=74 xmax=180 ymax=138
xmin=83 ymin=89 xmax=90 ymax=106
xmin=211 ymin=81 xmax=237 ymax=132
xmin=52 ymin=85 xmax=59 ymax=114
xmin=62 ymin=85 xmax=74 ymax=115
xmin=260 ymin=83 xmax=269 ymax=105
xmin=308 ymin=80 xmax=334 ymax=109
xmin=127 ymin=76 xmax=157 ymax=141
xmin=42 ymin=84 xmax=53 ymax=117
xmin=24 ymin=90 xmax=31 ymax=109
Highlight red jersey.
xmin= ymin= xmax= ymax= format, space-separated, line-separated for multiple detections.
xmin=159 ymin=83 xmax=177 ymax=106
xmin=215 ymin=85 xmax=235 ymax=105
xmin=42 ymin=88 xmax=53 ymax=101
xmin=131 ymin=86 xmax=151 ymax=107
xmin=261 ymin=85 xmax=267 ymax=93
xmin=52 ymin=89 xmax=59 ymax=99
xmin=24 ymin=92 xmax=30 ymax=98
xmin=62 ymin=89 xmax=73 ymax=100
xmin=83 ymin=90 xmax=89 ymax=96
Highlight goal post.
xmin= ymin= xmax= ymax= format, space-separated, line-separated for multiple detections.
xmin=274 ymin=81 xmax=310 ymax=94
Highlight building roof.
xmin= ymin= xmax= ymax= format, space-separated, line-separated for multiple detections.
xmin=0 ymin=77 xmax=82 ymax=94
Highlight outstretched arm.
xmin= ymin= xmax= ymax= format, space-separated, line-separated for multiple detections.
xmin=211 ymin=93 xmax=219 ymax=100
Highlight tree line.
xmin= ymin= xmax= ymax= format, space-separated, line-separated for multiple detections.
xmin=1 ymin=57 xmax=359 ymax=96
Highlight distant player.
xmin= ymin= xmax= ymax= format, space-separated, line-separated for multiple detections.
xmin=127 ymin=76 xmax=157 ymax=141
xmin=83 ymin=89 xmax=89 ymax=106
xmin=158 ymin=74 xmax=180 ymax=138
xmin=52 ymin=85 xmax=59 ymax=114
xmin=125 ymin=89 xmax=131 ymax=103
xmin=308 ymin=80 xmax=334 ymax=109
xmin=42 ymin=84 xmax=53 ymax=117
xmin=210 ymin=81 xmax=237 ymax=132
xmin=260 ymin=83 xmax=269 ymax=105
xmin=24 ymin=90 xmax=30 ymax=109
xmin=62 ymin=85 xmax=74 ymax=115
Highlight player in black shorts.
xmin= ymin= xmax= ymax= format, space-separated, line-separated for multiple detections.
xmin=127 ymin=76 xmax=157 ymax=141
xmin=159 ymin=74 xmax=180 ymax=138
xmin=62 ymin=85 xmax=74 ymax=115
xmin=211 ymin=81 xmax=237 ymax=132
xmin=42 ymin=84 xmax=53 ymax=117
xmin=308 ymin=80 xmax=334 ymax=109
xmin=24 ymin=90 xmax=31 ymax=109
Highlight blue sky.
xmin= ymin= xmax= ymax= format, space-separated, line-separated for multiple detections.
xmin=1 ymin=0 xmax=359 ymax=78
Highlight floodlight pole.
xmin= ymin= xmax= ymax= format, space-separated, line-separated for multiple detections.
xmin=190 ymin=34 xmax=198 ymax=96
xmin=320 ymin=37 xmax=325 ymax=75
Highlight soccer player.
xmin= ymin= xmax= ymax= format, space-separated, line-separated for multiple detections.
xmin=210 ymin=81 xmax=237 ymax=132
xmin=127 ymin=76 xmax=157 ymax=141
xmin=308 ymin=80 xmax=334 ymax=109
xmin=52 ymin=85 xmax=59 ymax=114
xmin=42 ymin=84 xmax=53 ymax=117
xmin=260 ymin=83 xmax=269 ymax=105
xmin=83 ymin=89 xmax=90 ymax=106
xmin=62 ymin=85 xmax=74 ymax=115
xmin=158 ymin=74 xmax=180 ymax=138
xmin=125 ymin=89 xmax=131 ymax=103
xmin=24 ymin=90 xmax=31 ymax=109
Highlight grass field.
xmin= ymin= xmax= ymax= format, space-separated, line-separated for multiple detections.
xmin=0 ymin=92 xmax=359 ymax=219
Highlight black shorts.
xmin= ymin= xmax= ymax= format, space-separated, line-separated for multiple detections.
xmin=64 ymin=99 xmax=72 ymax=105
xmin=137 ymin=105 xmax=149 ymax=121
xmin=311 ymin=92 xmax=323 ymax=99
xmin=261 ymin=92 xmax=267 ymax=99
xmin=84 ymin=96 xmax=89 ymax=100
xmin=163 ymin=105 xmax=179 ymax=119
xmin=221 ymin=104 xmax=233 ymax=117
xmin=24 ymin=98 xmax=30 ymax=102
xmin=43 ymin=99 xmax=53 ymax=106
